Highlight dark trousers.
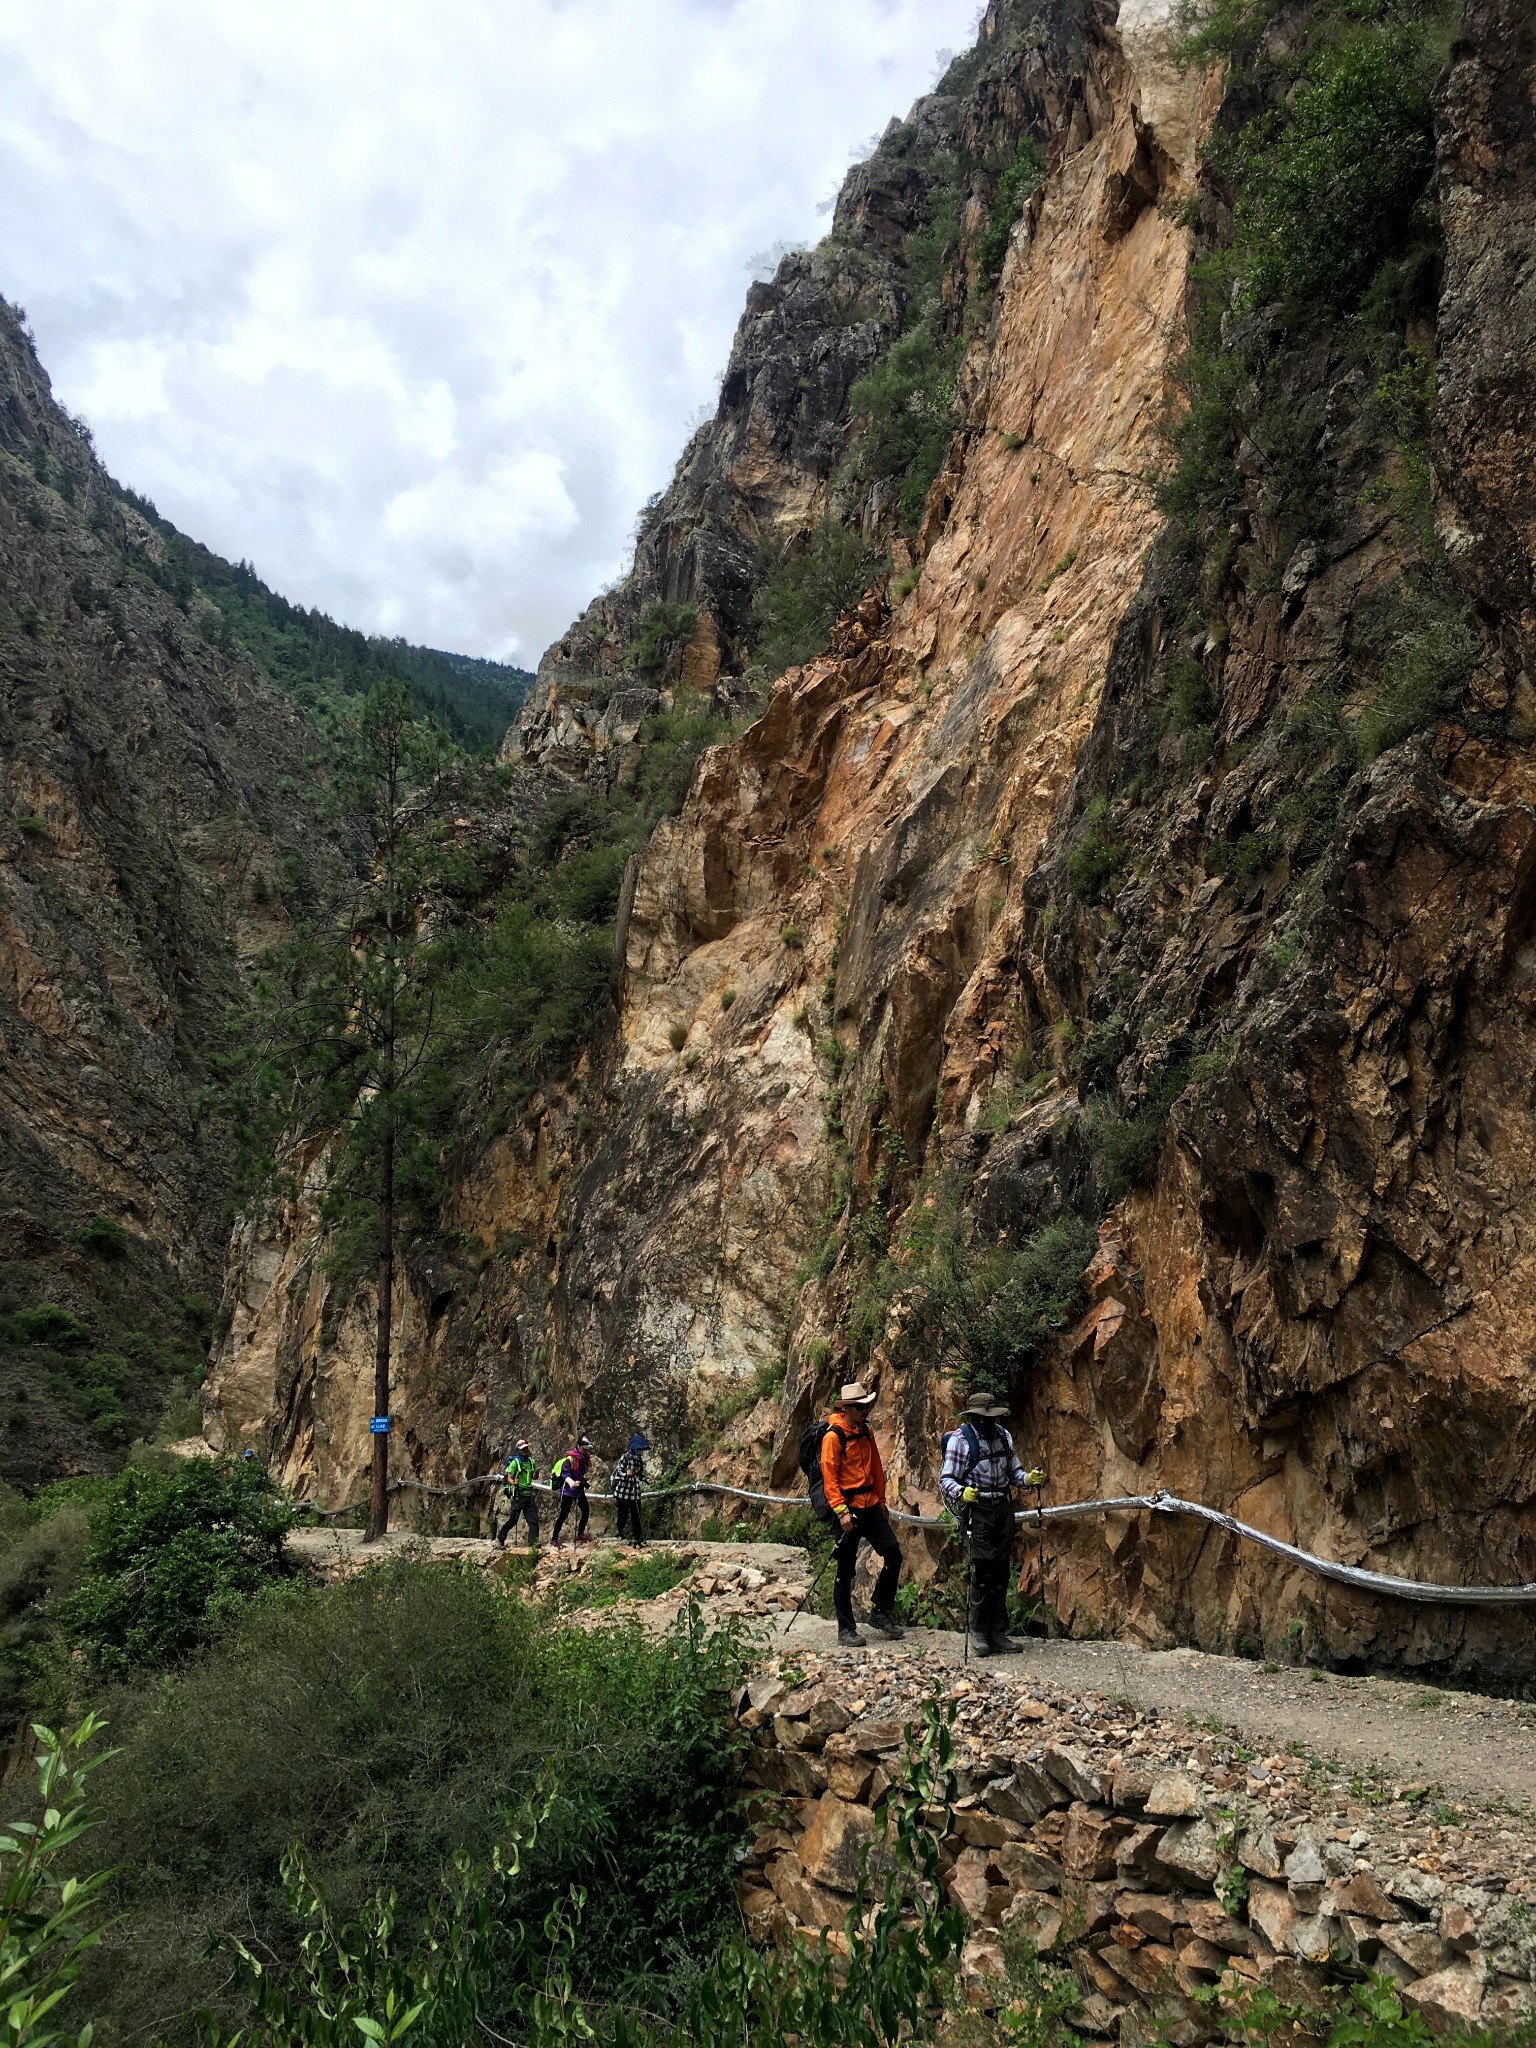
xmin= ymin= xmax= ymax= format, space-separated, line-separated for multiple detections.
xmin=616 ymin=1496 xmax=644 ymax=1544
xmin=552 ymin=1491 xmax=589 ymax=1544
xmin=833 ymin=1504 xmax=902 ymax=1626
xmin=963 ymin=1497 xmax=1015 ymax=1632
xmin=496 ymin=1494 xmax=539 ymax=1546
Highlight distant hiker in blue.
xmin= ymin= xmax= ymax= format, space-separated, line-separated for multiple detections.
xmin=495 ymin=1440 xmax=538 ymax=1549
xmin=550 ymin=1434 xmax=592 ymax=1549
xmin=611 ymin=1431 xmax=650 ymax=1546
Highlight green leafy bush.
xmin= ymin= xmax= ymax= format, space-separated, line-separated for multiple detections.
xmin=73 ymin=1565 xmax=749 ymax=2040
xmin=974 ymin=136 xmax=1046 ymax=285
xmin=1066 ymin=796 xmax=1127 ymax=901
xmin=846 ymin=323 xmax=962 ymax=532
xmin=749 ymin=520 xmax=882 ymax=679
xmin=0 ymin=1719 xmax=112 ymax=2048
xmin=9 ymin=1307 xmax=89 ymax=1349
xmin=73 ymin=1215 xmax=128 ymax=1260
xmin=630 ymin=601 xmax=699 ymax=680
xmin=54 ymin=1458 xmax=293 ymax=1673
xmin=1354 ymin=604 xmax=1481 ymax=763
xmin=1226 ymin=17 xmax=1444 ymax=314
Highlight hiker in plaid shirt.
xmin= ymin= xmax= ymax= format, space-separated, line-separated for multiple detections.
xmin=940 ymin=1392 xmax=1041 ymax=1658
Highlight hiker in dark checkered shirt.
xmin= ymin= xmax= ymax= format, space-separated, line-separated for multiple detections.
xmin=939 ymin=1392 xmax=1041 ymax=1658
xmin=611 ymin=1431 xmax=650 ymax=1546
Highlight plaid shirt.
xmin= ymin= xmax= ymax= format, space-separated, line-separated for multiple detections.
xmin=610 ymin=1449 xmax=645 ymax=1501
xmin=939 ymin=1422 xmax=1027 ymax=1507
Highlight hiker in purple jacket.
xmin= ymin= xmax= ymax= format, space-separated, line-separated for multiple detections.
xmin=550 ymin=1434 xmax=592 ymax=1549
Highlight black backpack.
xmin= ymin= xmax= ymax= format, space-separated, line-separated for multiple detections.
xmin=938 ymin=1421 xmax=986 ymax=1488
xmin=798 ymin=1419 xmax=848 ymax=1523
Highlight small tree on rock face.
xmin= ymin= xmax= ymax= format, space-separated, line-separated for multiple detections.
xmin=223 ymin=680 xmax=458 ymax=1540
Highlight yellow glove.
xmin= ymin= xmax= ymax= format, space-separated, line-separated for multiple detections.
xmin=961 ymin=1485 xmax=978 ymax=1504
xmin=1024 ymin=1468 xmax=1046 ymax=1489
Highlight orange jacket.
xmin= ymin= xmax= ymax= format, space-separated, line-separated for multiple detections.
xmin=820 ymin=1409 xmax=886 ymax=1517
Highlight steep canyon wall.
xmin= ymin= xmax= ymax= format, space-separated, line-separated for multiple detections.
xmin=206 ymin=0 xmax=1536 ymax=1681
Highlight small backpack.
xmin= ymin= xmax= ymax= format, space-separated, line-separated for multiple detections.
xmin=798 ymin=1419 xmax=848 ymax=1523
xmin=550 ymin=1453 xmax=572 ymax=1490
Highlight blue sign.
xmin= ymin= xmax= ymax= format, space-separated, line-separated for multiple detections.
xmin=369 ymin=1416 xmax=391 ymax=1435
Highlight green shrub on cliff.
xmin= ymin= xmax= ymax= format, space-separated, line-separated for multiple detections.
xmin=749 ymin=519 xmax=883 ymax=678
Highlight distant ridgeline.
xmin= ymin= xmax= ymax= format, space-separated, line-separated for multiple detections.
xmin=118 ymin=486 xmax=533 ymax=752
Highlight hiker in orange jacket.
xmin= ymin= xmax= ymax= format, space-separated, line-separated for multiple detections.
xmin=821 ymin=1381 xmax=904 ymax=1647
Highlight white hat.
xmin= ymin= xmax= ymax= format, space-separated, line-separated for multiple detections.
xmin=837 ymin=1381 xmax=877 ymax=1407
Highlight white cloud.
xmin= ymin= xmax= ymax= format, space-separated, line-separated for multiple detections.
xmin=0 ymin=0 xmax=982 ymax=664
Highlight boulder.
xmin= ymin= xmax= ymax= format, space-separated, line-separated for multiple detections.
xmin=1062 ymin=1803 xmax=1130 ymax=1880
xmin=774 ymin=1714 xmax=822 ymax=1751
xmin=808 ymin=1695 xmax=852 ymax=1738
xmin=1380 ymin=1922 xmax=1456 ymax=1978
xmin=849 ymin=1719 xmax=905 ymax=1755
xmin=1118 ymin=1891 xmax=1189 ymax=1945
xmin=1145 ymin=1771 xmax=1202 ymax=1819
xmin=955 ymin=1809 xmax=1024 ymax=1849
xmin=1405 ymin=1962 xmax=1488 ymax=2035
xmin=1002 ymin=1888 xmax=1066 ymax=1951
xmin=1110 ymin=1766 xmax=1156 ymax=1813
xmin=985 ymin=1764 xmax=1069 ymax=1826
xmin=947 ymin=1846 xmax=1013 ymax=1926
xmin=825 ymin=1755 xmax=875 ymax=1803
xmin=1248 ymin=1881 xmax=1297 ymax=1955
xmin=1331 ymin=1872 xmax=1400 ymax=1921
xmin=1156 ymin=1818 xmax=1223 ymax=1887
xmin=1238 ymin=1824 xmax=1288 ymax=1881
xmin=995 ymin=1843 xmax=1065 ymax=1892
xmin=1043 ymin=1744 xmax=1104 ymax=1804
xmin=798 ymin=1795 xmax=888 ymax=1896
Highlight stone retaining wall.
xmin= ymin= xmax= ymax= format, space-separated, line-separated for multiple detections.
xmin=735 ymin=1654 xmax=1536 ymax=2039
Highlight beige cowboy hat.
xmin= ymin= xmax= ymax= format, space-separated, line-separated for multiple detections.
xmin=837 ymin=1381 xmax=878 ymax=1407
xmin=962 ymin=1392 xmax=1010 ymax=1418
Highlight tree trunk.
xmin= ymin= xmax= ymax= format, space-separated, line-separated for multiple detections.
xmin=365 ymin=1116 xmax=394 ymax=1542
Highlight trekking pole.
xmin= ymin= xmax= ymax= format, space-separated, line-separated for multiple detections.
xmin=1033 ymin=1478 xmax=1048 ymax=1632
xmin=787 ymin=1542 xmax=835 ymax=1633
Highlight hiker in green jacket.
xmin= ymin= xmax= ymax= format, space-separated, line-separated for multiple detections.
xmin=495 ymin=1440 xmax=539 ymax=1549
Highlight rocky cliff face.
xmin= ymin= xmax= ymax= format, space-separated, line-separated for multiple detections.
xmin=0 ymin=300 xmax=354 ymax=1476
xmin=206 ymin=0 xmax=1536 ymax=1681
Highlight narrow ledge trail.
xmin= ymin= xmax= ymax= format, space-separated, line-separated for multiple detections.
xmin=286 ymin=1529 xmax=1536 ymax=1813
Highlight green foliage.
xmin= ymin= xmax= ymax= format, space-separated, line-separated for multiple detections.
xmin=750 ymin=520 xmax=883 ymax=679
xmin=111 ymin=493 xmax=530 ymax=750
xmin=974 ymin=137 xmax=1047 ymax=284
xmin=1066 ymin=796 xmax=1126 ymax=901
xmin=630 ymin=601 xmax=699 ymax=680
xmin=75 ymin=1566 xmax=749 ymax=2039
xmin=54 ymin=1458 xmax=293 ymax=1674
xmin=155 ymin=1684 xmax=961 ymax=2048
xmin=1225 ymin=15 xmax=1445 ymax=314
xmin=0 ymin=1719 xmax=112 ymax=2048
xmin=72 ymin=1218 xmax=126 ymax=1262
xmin=854 ymin=1189 xmax=1095 ymax=1392
xmin=1354 ymin=600 xmax=1481 ymax=764
xmin=8 ymin=1308 xmax=88 ymax=1350
xmin=847 ymin=323 xmax=962 ymax=532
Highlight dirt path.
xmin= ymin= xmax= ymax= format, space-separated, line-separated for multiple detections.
xmin=284 ymin=1529 xmax=1536 ymax=1813
xmin=774 ymin=1613 xmax=1536 ymax=1813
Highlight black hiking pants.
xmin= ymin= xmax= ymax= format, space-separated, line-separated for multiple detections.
xmin=962 ymin=1496 xmax=1015 ymax=1632
xmin=616 ymin=1497 xmax=644 ymax=1544
xmin=552 ymin=1491 xmax=589 ymax=1544
xmin=496 ymin=1493 xmax=539 ymax=1547
xmin=833 ymin=1504 xmax=902 ymax=1627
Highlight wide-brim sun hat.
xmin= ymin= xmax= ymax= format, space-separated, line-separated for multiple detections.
xmin=838 ymin=1381 xmax=878 ymax=1406
xmin=962 ymin=1392 xmax=1010 ymax=1418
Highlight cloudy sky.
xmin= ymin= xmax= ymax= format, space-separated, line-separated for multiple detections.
xmin=0 ymin=0 xmax=981 ymax=667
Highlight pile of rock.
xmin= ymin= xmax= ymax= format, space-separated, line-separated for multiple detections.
xmin=736 ymin=1652 xmax=1536 ymax=2037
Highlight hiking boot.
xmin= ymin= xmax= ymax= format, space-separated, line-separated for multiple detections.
xmin=967 ymin=1631 xmax=993 ymax=1657
xmin=987 ymin=1632 xmax=1023 ymax=1656
xmin=867 ymin=1612 xmax=905 ymax=1640
xmin=837 ymin=1624 xmax=865 ymax=1647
